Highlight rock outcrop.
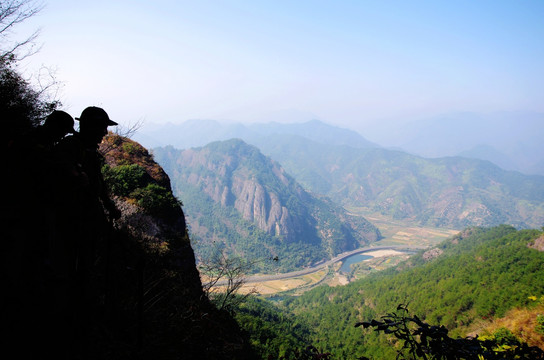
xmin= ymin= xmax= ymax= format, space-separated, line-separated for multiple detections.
xmin=153 ymin=140 xmax=381 ymax=270
xmin=3 ymin=131 xmax=258 ymax=359
xmin=96 ymin=135 xmax=257 ymax=359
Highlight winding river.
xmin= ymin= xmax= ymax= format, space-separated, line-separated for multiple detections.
xmin=215 ymin=245 xmax=425 ymax=286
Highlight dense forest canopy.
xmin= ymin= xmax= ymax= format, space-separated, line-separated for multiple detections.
xmin=277 ymin=226 xmax=544 ymax=359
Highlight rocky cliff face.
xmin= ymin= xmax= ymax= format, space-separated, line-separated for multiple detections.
xmin=97 ymin=135 xmax=256 ymax=359
xmin=170 ymin=140 xmax=317 ymax=244
xmin=232 ymin=177 xmax=293 ymax=238
xmin=153 ymin=140 xmax=381 ymax=270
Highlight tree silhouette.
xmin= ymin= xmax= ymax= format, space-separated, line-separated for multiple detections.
xmin=0 ymin=0 xmax=44 ymax=61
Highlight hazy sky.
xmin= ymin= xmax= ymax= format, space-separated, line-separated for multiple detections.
xmin=16 ymin=0 xmax=544 ymax=134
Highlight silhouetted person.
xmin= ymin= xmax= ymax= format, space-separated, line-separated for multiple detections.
xmin=4 ymin=109 xmax=76 ymax=290
xmin=51 ymin=106 xmax=120 ymax=358
xmin=2 ymin=110 xmax=76 ymax=359
xmin=6 ymin=109 xmax=75 ymax=201
xmin=65 ymin=106 xmax=121 ymax=224
xmin=30 ymin=110 xmax=76 ymax=149
xmin=5 ymin=109 xmax=75 ymax=224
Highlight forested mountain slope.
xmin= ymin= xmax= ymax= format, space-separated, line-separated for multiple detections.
xmin=142 ymin=119 xmax=544 ymax=229
xmin=282 ymin=225 xmax=544 ymax=359
xmin=255 ymin=134 xmax=544 ymax=228
xmin=153 ymin=139 xmax=381 ymax=272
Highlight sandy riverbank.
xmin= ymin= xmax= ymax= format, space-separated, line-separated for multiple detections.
xmin=364 ymin=249 xmax=406 ymax=258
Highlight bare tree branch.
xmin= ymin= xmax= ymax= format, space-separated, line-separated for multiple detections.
xmin=0 ymin=0 xmax=44 ymax=61
xmin=198 ymin=250 xmax=257 ymax=313
xmin=114 ymin=118 xmax=145 ymax=139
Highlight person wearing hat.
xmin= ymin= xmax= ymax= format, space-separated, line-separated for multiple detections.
xmin=73 ymin=105 xmax=120 ymax=217
xmin=42 ymin=110 xmax=77 ymax=145
xmin=56 ymin=105 xmax=121 ymax=226
xmin=3 ymin=109 xmax=78 ymax=358
xmin=75 ymin=106 xmax=118 ymax=145
xmin=7 ymin=110 xmax=75 ymax=159
xmin=56 ymin=106 xmax=120 ymax=218
xmin=5 ymin=109 xmax=76 ymax=219
xmin=51 ymin=106 xmax=121 ymax=356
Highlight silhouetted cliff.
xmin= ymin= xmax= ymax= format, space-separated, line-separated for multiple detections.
xmin=96 ymin=134 xmax=257 ymax=359
xmin=2 ymin=132 xmax=256 ymax=360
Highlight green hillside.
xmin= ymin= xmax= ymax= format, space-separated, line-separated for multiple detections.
xmin=254 ymin=135 xmax=544 ymax=228
xmin=153 ymin=140 xmax=381 ymax=273
xmin=275 ymin=226 xmax=544 ymax=359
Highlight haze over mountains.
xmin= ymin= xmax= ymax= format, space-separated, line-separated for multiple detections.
xmin=135 ymin=118 xmax=378 ymax=152
xmin=135 ymin=111 xmax=544 ymax=176
xmin=260 ymin=136 xmax=544 ymax=228
xmin=375 ymin=111 xmax=544 ymax=176
xmin=136 ymin=115 xmax=544 ymax=230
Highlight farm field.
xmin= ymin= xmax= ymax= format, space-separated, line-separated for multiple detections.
xmin=224 ymin=214 xmax=460 ymax=296
xmin=348 ymin=209 xmax=460 ymax=246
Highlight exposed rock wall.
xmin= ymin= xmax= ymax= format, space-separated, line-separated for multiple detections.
xmin=173 ymin=143 xmax=313 ymax=243
xmin=99 ymin=135 xmax=256 ymax=359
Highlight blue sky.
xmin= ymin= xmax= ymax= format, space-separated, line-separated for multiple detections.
xmin=16 ymin=0 xmax=544 ymax=135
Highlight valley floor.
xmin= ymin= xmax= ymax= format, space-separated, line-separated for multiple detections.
xmin=216 ymin=213 xmax=460 ymax=296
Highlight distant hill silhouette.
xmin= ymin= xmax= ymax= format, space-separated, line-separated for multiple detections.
xmin=133 ymin=119 xmax=379 ymax=150
xmin=136 ymin=113 xmax=544 ymax=176
xmin=380 ymin=111 xmax=544 ymax=176
xmin=246 ymin=119 xmax=379 ymax=149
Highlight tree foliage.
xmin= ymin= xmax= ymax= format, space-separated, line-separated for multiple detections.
xmin=1 ymin=0 xmax=60 ymax=147
xmin=103 ymin=163 xmax=181 ymax=218
xmin=282 ymin=226 xmax=544 ymax=359
xmin=2 ymin=56 xmax=58 ymax=145
xmin=358 ymin=304 xmax=544 ymax=359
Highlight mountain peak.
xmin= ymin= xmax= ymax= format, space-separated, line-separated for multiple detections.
xmin=153 ymin=140 xmax=381 ymax=272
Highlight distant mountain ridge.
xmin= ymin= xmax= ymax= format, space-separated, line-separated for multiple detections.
xmin=246 ymin=119 xmax=379 ymax=149
xmin=257 ymin=135 xmax=544 ymax=229
xmin=134 ymin=119 xmax=379 ymax=150
xmin=153 ymin=139 xmax=381 ymax=272
xmin=136 ymin=112 xmax=544 ymax=176
xmin=380 ymin=111 xmax=544 ymax=176
xmin=144 ymin=119 xmax=544 ymax=229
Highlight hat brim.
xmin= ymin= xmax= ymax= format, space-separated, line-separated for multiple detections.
xmin=75 ymin=117 xmax=118 ymax=126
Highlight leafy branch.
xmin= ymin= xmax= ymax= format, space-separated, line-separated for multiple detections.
xmin=356 ymin=304 xmax=544 ymax=359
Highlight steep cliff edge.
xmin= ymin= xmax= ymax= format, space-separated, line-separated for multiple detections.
xmin=98 ymin=134 xmax=256 ymax=359
xmin=2 ymin=133 xmax=256 ymax=360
